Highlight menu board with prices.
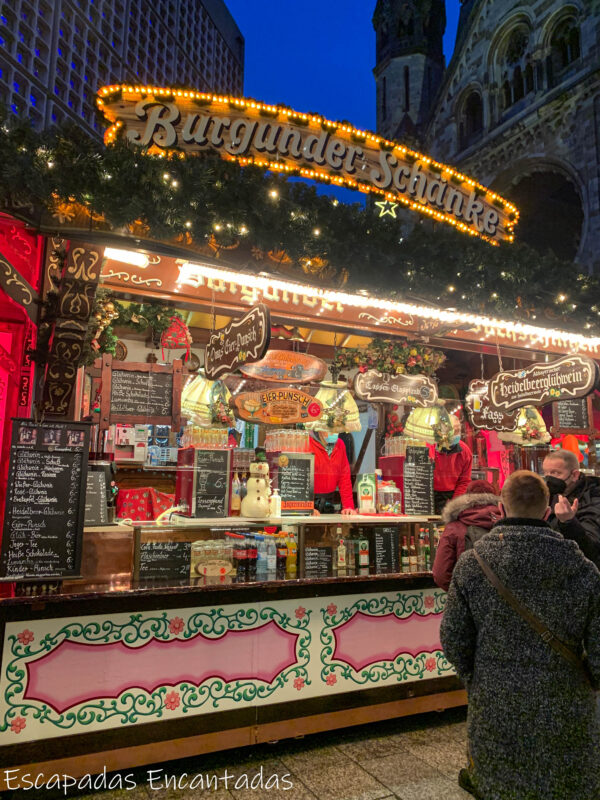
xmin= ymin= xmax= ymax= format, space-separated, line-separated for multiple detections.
xmin=84 ymin=471 xmax=108 ymax=526
xmin=0 ymin=420 xmax=90 ymax=580
xmin=176 ymin=448 xmax=231 ymax=518
xmin=304 ymin=545 xmax=333 ymax=577
xmin=369 ymin=527 xmax=400 ymax=573
xmin=403 ymin=446 xmax=434 ymax=515
xmin=553 ymin=398 xmax=591 ymax=432
xmin=136 ymin=540 xmax=192 ymax=582
xmin=278 ymin=453 xmax=314 ymax=514
xmin=110 ymin=369 xmax=173 ymax=418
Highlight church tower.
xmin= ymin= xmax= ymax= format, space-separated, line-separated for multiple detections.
xmin=373 ymin=0 xmax=446 ymax=143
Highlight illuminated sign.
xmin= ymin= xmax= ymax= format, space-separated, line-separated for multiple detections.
xmin=97 ymin=85 xmax=518 ymax=244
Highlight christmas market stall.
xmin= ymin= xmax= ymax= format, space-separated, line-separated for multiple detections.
xmin=0 ymin=87 xmax=599 ymax=786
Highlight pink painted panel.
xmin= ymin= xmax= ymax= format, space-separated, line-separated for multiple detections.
xmin=25 ymin=621 xmax=298 ymax=713
xmin=333 ymin=611 xmax=442 ymax=671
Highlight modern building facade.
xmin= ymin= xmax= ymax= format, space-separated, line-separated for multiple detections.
xmin=373 ymin=0 xmax=600 ymax=270
xmin=0 ymin=0 xmax=244 ymax=136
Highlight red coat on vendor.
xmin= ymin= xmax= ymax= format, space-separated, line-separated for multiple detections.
xmin=309 ymin=432 xmax=355 ymax=515
xmin=433 ymin=415 xmax=473 ymax=514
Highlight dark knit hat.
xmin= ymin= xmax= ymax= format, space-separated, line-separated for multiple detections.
xmin=466 ymin=479 xmax=496 ymax=495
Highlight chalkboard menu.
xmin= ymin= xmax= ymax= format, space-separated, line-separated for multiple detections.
xmin=369 ymin=527 xmax=399 ymax=573
xmin=110 ymin=369 xmax=173 ymax=418
xmin=0 ymin=419 xmax=90 ymax=580
xmin=403 ymin=446 xmax=434 ymax=515
xmin=193 ymin=449 xmax=229 ymax=518
xmin=304 ymin=545 xmax=332 ymax=577
xmin=137 ymin=540 xmax=191 ymax=581
xmin=279 ymin=453 xmax=314 ymax=514
xmin=85 ymin=471 xmax=108 ymax=526
xmin=554 ymin=398 xmax=590 ymax=431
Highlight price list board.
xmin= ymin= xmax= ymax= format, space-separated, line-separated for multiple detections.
xmin=84 ymin=471 xmax=108 ymax=526
xmin=278 ymin=453 xmax=314 ymax=514
xmin=403 ymin=446 xmax=434 ymax=515
xmin=304 ymin=545 xmax=332 ymax=577
xmin=369 ymin=527 xmax=399 ymax=573
xmin=110 ymin=369 xmax=173 ymax=419
xmin=135 ymin=540 xmax=192 ymax=582
xmin=0 ymin=420 xmax=90 ymax=580
xmin=552 ymin=397 xmax=592 ymax=433
xmin=176 ymin=448 xmax=231 ymax=518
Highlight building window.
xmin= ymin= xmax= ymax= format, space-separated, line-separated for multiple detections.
xmin=499 ymin=27 xmax=534 ymax=111
xmin=459 ymin=91 xmax=483 ymax=150
xmin=550 ymin=18 xmax=580 ymax=73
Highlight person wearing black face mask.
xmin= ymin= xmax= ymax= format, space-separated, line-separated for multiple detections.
xmin=542 ymin=448 xmax=600 ymax=567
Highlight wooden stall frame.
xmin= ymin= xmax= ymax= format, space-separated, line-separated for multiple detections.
xmin=91 ymin=354 xmax=184 ymax=430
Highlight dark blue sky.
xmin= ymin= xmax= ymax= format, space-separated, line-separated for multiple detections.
xmin=225 ymin=0 xmax=461 ymax=132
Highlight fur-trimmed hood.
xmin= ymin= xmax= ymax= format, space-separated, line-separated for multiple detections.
xmin=442 ymin=492 xmax=500 ymax=524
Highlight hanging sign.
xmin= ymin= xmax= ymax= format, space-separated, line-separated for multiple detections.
xmin=240 ymin=350 xmax=327 ymax=384
xmin=353 ymin=370 xmax=437 ymax=407
xmin=466 ymin=379 xmax=520 ymax=431
xmin=489 ymin=354 xmax=598 ymax=412
xmin=98 ymin=86 xmax=517 ymax=244
xmin=234 ymin=388 xmax=322 ymax=425
xmin=205 ymin=304 xmax=270 ymax=380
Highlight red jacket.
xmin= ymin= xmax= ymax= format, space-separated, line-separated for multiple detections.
xmin=433 ymin=441 xmax=473 ymax=495
xmin=432 ymin=492 xmax=499 ymax=591
xmin=309 ymin=436 xmax=354 ymax=509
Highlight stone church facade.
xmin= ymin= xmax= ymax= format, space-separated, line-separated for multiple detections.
xmin=373 ymin=0 xmax=600 ymax=269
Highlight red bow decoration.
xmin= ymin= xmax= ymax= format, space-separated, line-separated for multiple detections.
xmin=161 ymin=316 xmax=192 ymax=362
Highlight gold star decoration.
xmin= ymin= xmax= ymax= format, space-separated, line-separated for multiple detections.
xmin=375 ymin=200 xmax=399 ymax=218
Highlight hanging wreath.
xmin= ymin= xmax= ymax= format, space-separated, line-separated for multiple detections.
xmin=333 ymin=338 xmax=446 ymax=376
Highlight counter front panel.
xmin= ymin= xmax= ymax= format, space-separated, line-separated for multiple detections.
xmin=0 ymin=584 xmax=451 ymax=746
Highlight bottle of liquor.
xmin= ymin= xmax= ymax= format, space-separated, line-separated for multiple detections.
xmin=231 ymin=472 xmax=241 ymax=516
xmin=358 ymin=536 xmax=369 ymax=568
xmin=286 ymin=531 xmax=297 ymax=577
xmin=417 ymin=529 xmax=426 ymax=571
xmin=401 ymin=536 xmax=409 ymax=573
xmin=337 ymin=538 xmax=347 ymax=570
xmin=422 ymin=529 xmax=431 ymax=571
xmin=409 ymin=536 xmax=418 ymax=573
xmin=240 ymin=473 xmax=248 ymax=502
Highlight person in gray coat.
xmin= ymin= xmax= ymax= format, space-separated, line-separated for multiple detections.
xmin=440 ymin=470 xmax=600 ymax=800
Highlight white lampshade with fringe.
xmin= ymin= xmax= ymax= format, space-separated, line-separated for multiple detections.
xmin=305 ymin=381 xmax=362 ymax=433
xmin=498 ymin=406 xmax=551 ymax=445
xmin=181 ymin=371 xmax=233 ymax=428
xmin=404 ymin=405 xmax=453 ymax=446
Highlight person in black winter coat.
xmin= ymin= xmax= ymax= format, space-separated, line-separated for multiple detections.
xmin=542 ymin=448 xmax=600 ymax=566
xmin=441 ymin=470 xmax=600 ymax=800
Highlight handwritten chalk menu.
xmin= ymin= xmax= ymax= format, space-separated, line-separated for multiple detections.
xmin=137 ymin=540 xmax=191 ymax=581
xmin=369 ymin=527 xmax=399 ymax=573
xmin=85 ymin=471 xmax=108 ymax=526
xmin=0 ymin=419 xmax=90 ymax=580
xmin=279 ymin=453 xmax=314 ymax=514
xmin=304 ymin=545 xmax=332 ymax=577
xmin=555 ymin=398 xmax=590 ymax=431
xmin=110 ymin=369 xmax=172 ymax=418
xmin=403 ymin=446 xmax=434 ymax=515
xmin=190 ymin=449 xmax=230 ymax=518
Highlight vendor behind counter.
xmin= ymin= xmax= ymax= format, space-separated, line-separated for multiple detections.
xmin=433 ymin=415 xmax=473 ymax=514
xmin=309 ymin=431 xmax=355 ymax=514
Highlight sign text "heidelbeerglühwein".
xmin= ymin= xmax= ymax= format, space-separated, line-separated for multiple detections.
xmin=97 ymin=87 xmax=518 ymax=244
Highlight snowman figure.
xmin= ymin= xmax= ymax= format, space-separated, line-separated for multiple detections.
xmin=241 ymin=459 xmax=271 ymax=518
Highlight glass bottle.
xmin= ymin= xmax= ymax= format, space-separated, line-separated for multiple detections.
xmin=409 ymin=536 xmax=418 ymax=573
xmin=276 ymin=533 xmax=288 ymax=580
xmin=401 ymin=536 xmax=409 ymax=573
xmin=286 ymin=531 xmax=297 ymax=577
xmin=417 ymin=528 xmax=426 ymax=571
xmin=231 ymin=472 xmax=241 ymax=515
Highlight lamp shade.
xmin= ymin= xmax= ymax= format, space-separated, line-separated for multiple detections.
xmin=498 ymin=405 xmax=550 ymax=445
xmin=305 ymin=381 xmax=361 ymax=433
xmin=181 ymin=372 xmax=234 ymax=428
xmin=404 ymin=405 xmax=453 ymax=446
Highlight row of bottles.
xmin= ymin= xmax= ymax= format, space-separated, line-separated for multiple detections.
xmin=192 ymin=530 xmax=298 ymax=582
xmin=335 ymin=526 xmax=370 ymax=571
xmin=400 ymin=528 xmax=436 ymax=573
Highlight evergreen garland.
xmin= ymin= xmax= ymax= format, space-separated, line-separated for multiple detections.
xmin=334 ymin=338 xmax=446 ymax=376
xmin=1 ymin=108 xmax=599 ymax=333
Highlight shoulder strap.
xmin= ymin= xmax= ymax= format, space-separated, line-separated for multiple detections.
xmin=472 ymin=548 xmax=590 ymax=680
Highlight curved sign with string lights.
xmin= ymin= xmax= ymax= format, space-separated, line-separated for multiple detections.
xmin=97 ymin=85 xmax=518 ymax=244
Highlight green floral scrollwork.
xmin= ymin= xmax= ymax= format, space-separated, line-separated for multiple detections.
xmin=1 ymin=604 xmax=311 ymax=735
xmin=319 ymin=591 xmax=453 ymax=686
